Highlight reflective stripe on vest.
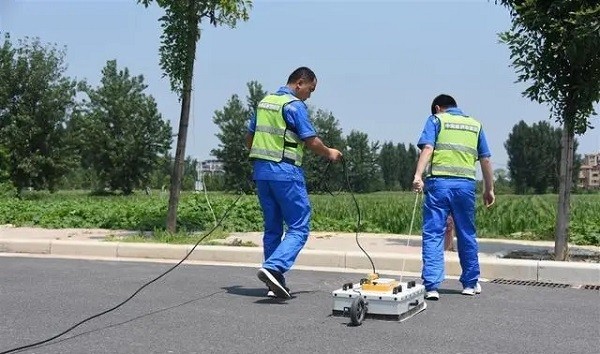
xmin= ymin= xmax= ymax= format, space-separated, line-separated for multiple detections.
xmin=248 ymin=94 xmax=305 ymax=166
xmin=429 ymin=112 xmax=481 ymax=179
xmin=254 ymin=125 xmax=301 ymax=142
xmin=248 ymin=148 xmax=302 ymax=162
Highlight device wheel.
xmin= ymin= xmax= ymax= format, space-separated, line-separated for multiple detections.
xmin=349 ymin=297 xmax=366 ymax=326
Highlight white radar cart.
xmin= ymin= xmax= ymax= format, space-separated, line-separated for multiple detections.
xmin=331 ymin=273 xmax=427 ymax=326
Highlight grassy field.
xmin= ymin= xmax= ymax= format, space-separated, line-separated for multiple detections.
xmin=0 ymin=190 xmax=598 ymax=245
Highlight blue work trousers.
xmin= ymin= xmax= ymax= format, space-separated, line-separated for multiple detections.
xmin=421 ymin=178 xmax=480 ymax=291
xmin=256 ymin=179 xmax=311 ymax=273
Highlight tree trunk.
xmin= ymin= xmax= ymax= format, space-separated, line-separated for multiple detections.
xmin=554 ymin=124 xmax=575 ymax=261
xmin=166 ymin=1 xmax=198 ymax=233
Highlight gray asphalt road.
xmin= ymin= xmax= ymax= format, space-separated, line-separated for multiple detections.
xmin=0 ymin=257 xmax=598 ymax=354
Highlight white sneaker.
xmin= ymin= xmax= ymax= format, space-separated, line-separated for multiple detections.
xmin=425 ymin=290 xmax=439 ymax=300
xmin=462 ymin=282 xmax=482 ymax=296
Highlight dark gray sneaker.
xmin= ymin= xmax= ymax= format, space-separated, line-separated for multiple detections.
xmin=257 ymin=268 xmax=290 ymax=299
xmin=267 ymin=286 xmax=290 ymax=298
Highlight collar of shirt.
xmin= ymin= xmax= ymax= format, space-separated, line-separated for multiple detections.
xmin=430 ymin=106 xmax=468 ymax=133
xmin=443 ymin=107 xmax=466 ymax=116
xmin=276 ymin=86 xmax=298 ymax=97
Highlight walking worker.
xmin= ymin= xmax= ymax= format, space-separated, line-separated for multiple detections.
xmin=412 ymin=94 xmax=495 ymax=300
xmin=245 ymin=66 xmax=343 ymax=299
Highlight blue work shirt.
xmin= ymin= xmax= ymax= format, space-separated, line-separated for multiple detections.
xmin=417 ymin=107 xmax=491 ymax=180
xmin=247 ymin=86 xmax=317 ymax=182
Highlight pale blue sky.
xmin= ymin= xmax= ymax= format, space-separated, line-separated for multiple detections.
xmin=1 ymin=0 xmax=599 ymax=170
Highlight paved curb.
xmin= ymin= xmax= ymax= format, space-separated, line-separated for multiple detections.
xmin=1 ymin=238 xmax=598 ymax=285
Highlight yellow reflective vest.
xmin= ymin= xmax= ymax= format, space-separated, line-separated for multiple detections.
xmin=429 ymin=112 xmax=482 ymax=179
xmin=249 ymin=94 xmax=305 ymax=166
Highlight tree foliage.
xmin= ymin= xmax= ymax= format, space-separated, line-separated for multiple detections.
xmin=379 ymin=142 xmax=399 ymax=190
xmin=345 ymin=130 xmax=382 ymax=193
xmin=505 ymin=120 xmax=580 ymax=194
xmin=211 ymin=81 xmax=265 ymax=192
xmin=0 ymin=34 xmax=79 ymax=194
xmin=74 ymin=60 xmax=172 ymax=194
xmin=378 ymin=142 xmax=418 ymax=191
xmin=498 ymin=1 xmax=600 ymax=134
xmin=147 ymin=154 xmax=199 ymax=191
xmin=138 ymin=0 xmax=252 ymax=96
xmin=401 ymin=143 xmax=419 ymax=190
xmin=303 ymin=108 xmax=346 ymax=193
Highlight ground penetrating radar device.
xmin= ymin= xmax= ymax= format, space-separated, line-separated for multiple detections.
xmin=331 ymin=273 xmax=427 ymax=326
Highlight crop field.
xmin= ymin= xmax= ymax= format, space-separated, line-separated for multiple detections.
xmin=0 ymin=191 xmax=598 ymax=245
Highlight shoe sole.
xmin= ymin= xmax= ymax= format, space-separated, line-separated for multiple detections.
xmin=425 ymin=292 xmax=439 ymax=301
xmin=257 ymin=268 xmax=291 ymax=299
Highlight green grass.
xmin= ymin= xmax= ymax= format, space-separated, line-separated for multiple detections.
xmin=1 ymin=190 xmax=598 ymax=246
xmin=105 ymin=226 xmax=231 ymax=244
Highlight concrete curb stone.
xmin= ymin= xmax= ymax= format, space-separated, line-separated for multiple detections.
xmin=0 ymin=238 xmax=598 ymax=285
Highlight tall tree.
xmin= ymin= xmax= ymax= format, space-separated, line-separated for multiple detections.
xmin=0 ymin=34 xmax=78 ymax=194
xmin=379 ymin=141 xmax=400 ymax=190
xmin=246 ymin=80 xmax=266 ymax=113
xmin=212 ymin=81 xmax=265 ymax=192
xmin=404 ymin=143 xmax=419 ymax=190
xmin=344 ymin=130 xmax=382 ymax=193
xmin=506 ymin=120 xmax=581 ymax=194
xmin=139 ymin=0 xmax=252 ymax=232
xmin=528 ymin=121 xmax=558 ymax=194
xmin=498 ymin=0 xmax=600 ymax=260
xmin=505 ymin=121 xmax=530 ymax=194
xmin=396 ymin=143 xmax=409 ymax=190
xmin=75 ymin=60 xmax=172 ymax=194
xmin=303 ymin=108 xmax=346 ymax=193
xmin=397 ymin=143 xmax=419 ymax=191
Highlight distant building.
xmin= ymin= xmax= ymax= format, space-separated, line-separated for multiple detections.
xmin=578 ymin=152 xmax=600 ymax=189
xmin=199 ymin=159 xmax=224 ymax=174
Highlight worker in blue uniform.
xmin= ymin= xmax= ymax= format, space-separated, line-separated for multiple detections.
xmin=412 ymin=94 xmax=495 ymax=300
xmin=245 ymin=67 xmax=343 ymax=299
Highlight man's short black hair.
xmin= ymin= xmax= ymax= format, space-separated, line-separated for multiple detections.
xmin=287 ymin=67 xmax=316 ymax=84
xmin=431 ymin=94 xmax=457 ymax=115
